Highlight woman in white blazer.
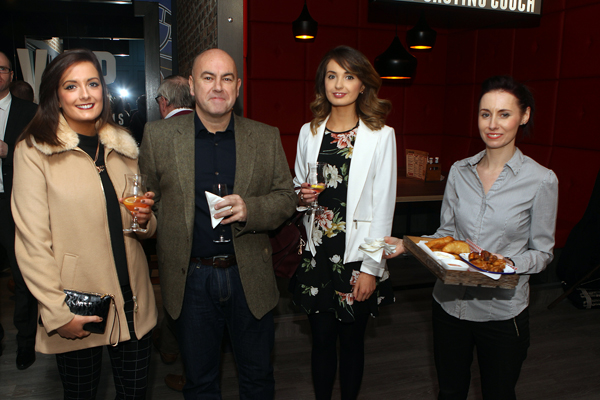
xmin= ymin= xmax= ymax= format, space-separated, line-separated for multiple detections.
xmin=291 ymin=46 xmax=397 ymax=400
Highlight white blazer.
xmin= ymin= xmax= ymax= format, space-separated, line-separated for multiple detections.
xmin=293 ymin=117 xmax=397 ymax=277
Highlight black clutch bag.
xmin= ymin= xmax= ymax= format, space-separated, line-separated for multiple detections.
xmin=64 ymin=290 xmax=114 ymax=334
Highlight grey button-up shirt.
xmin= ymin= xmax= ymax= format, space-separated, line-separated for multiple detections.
xmin=431 ymin=148 xmax=559 ymax=321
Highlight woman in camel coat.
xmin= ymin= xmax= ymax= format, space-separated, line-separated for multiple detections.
xmin=11 ymin=48 xmax=157 ymax=399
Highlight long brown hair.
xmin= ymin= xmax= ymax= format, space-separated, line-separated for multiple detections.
xmin=310 ymin=46 xmax=391 ymax=135
xmin=20 ymin=48 xmax=118 ymax=146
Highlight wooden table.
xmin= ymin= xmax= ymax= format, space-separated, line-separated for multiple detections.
xmin=394 ymin=171 xmax=447 ymax=235
xmin=396 ymin=172 xmax=447 ymax=203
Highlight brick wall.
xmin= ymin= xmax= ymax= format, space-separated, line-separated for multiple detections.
xmin=176 ymin=0 xmax=217 ymax=76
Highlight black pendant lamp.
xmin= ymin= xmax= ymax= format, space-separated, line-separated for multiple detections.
xmin=293 ymin=1 xmax=318 ymax=42
xmin=407 ymin=13 xmax=437 ymax=50
xmin=375 ymin=34 xmax=417 ymax=80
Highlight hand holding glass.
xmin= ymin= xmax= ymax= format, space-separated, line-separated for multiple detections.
xmin=122 ymin=174 xmax=147 ymax=233
xmin=212 ymin=183 xmax=231 ymax=243
xmin=307 ymin=162 xmax=327 ymax=215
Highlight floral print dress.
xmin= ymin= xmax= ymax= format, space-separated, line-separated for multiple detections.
xmin=291 ymin=124 xmax=394 ymax=323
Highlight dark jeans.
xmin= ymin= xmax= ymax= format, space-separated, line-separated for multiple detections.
xmin=177 ymin=261 xmax=275 ymax=400
xmin=432 ymin=300 xmax=530 ymax=400
xmin=0 ymin=194 xmax=37 ymax=349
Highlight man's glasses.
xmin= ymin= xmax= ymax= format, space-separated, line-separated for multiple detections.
xmin=0 ymin=66 xmax=12 ymax=74
xmin=154 ymin=95 xmax=163 ymax=104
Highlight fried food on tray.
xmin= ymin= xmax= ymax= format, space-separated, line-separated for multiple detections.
xmin=426 ymin=236 xmax=454 ymax=251
xmin=468 ymin=251 xmax=506 ymax=273
xmin=441 ymin=240 xmax=470 ymax=255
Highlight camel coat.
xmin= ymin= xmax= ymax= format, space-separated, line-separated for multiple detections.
xmin=11 ymin=117 xmax=157 ymax=354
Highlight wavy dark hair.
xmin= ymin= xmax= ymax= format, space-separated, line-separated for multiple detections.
xmin=20 ymin=48 xmax=118 ymax=146
xmin=479 ymin=75 xmax=535 ymax=138
xmin=310 ymin=46 xmax=391 ymax=135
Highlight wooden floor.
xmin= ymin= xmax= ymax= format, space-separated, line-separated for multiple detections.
xmin=1 ymin=262 xmax=599 ymax=399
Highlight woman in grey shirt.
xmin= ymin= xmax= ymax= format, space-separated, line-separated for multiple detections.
xmin=386 ymin=76 xmax=558 ymax=400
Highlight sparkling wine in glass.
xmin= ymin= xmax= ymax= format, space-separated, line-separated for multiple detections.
xmin=122 ymin=174 xmax=147 ymax=233
xmin=307 ymin=162 xmax=327 ymax=215
xmin=212 ymin=183 xmax=231 ymax=243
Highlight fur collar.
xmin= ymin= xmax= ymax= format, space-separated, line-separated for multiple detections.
xmin=32 ymin=115 xmax=139 ymax=159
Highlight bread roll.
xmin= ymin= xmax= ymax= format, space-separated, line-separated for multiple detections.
xmin=441 ymin=240 xmax=470 ymax=255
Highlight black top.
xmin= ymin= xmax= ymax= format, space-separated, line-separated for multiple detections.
xmin=77 ymin=134 xmax=129 ymax=286
xmin=191 ymin=114 xmax=236 ymax=258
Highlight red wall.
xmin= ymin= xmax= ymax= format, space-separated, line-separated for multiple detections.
xmin=246 ymin=0 xmax=600 ymax=247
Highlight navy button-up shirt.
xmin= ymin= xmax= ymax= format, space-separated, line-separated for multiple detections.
xmin=191 ymin=113 xmax=236 ymax=257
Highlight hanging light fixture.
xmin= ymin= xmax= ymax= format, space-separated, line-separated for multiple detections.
xmin=375 ymin=30 xmax=417 ymax=80
xmin=293 ymin=1 xmax=318 ymax=42
xmin=407 ymin=13 xmax=437 ymax=50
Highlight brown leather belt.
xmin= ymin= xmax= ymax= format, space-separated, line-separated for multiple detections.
xmin=191 ymin=255 xmax=237 ymax=268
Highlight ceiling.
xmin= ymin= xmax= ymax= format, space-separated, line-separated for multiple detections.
xmin=1 ymin=0 xmax=143 ymax=44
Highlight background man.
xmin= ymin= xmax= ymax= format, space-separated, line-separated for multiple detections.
xmin=140 ymin=48 xmax=296 ymax=399
xmin=0 ymin=51 xmax=37 ymax=368
xmin=155 ymin=75 xmax=194 ymax=119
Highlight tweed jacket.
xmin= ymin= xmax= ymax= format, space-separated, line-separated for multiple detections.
xmin=11 ymin=116 xmax=158 ymax=354
xmin=139 ymin=112 xmax=296 ymax=320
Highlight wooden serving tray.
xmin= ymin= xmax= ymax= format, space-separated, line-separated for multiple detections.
xmin=403 ymin=236 xmax=519 ymax=289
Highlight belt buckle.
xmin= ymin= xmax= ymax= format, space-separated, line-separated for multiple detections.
xmin=212 ymin=255 xmax=230 ymax=268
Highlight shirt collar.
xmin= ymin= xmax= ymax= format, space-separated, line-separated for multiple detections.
xmin=194 ymin=113 xmax=235 ymax=137
xmin=164 ymin=107 xmax=193 ymax=119
xmin=0 ymin=92 xmax=11 ymax=111
xmin=464 ymin=147 xmax=524 ymax=176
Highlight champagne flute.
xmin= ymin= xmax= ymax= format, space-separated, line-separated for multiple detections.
xmin=212 ymin=183 xmax=231 ymax=243
xmin=122 ymin=174 xmax=147 ymax=233
xmin=307 ymin=162 xmax=327 ymax=215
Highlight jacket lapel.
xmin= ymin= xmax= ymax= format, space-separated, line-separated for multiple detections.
xmin=172 ymin=114 xmax=196 ymax=234
xmin=346 ymin=122 xmax=377 ymax=222
xmin=233 ymin=114 xmax=255 ymax=198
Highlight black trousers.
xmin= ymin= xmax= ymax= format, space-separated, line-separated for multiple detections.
xmin=307 ymin=312 xmax=369 ymax=400
xmin=0 ymin=193 xmax=37 ymax=349
xmin=432 ymin=300 xmax=530 ymax=400
xmin=56 ymin=286 xmax=153 ymax=400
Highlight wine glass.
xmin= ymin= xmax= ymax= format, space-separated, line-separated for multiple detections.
xmin=122 ymin=174 xmax=147 ymax=233
xmin=212 ymin=183 xmax=231 ymax=243
xmin=307 ymin=162 xmax=327 ymax=215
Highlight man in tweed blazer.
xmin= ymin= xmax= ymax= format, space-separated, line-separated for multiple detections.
xmin=139 ymin=49 xmax=296 ymax=399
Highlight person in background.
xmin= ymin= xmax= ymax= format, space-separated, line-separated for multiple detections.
xmin=292 ymin=45 xmax=397 ymax=400
xmin=129 ymin=94 xmax=147 ymax=145
xmin=385 ymin=76 xmax=558 ymax=400
xmin=9 ymin=80 xmax=34 ymax=103
xmin=112 ymin=95 xmax=130 ymax=128
xmin=140 ymin=48 xmax=296 ymax=399
xmin=155 ymin=75 xmax=195 ymax=120
xmin=0 ymin=50 xmax=38 ymax=368
xmin=151 ymin=74 xmax=195 ymax=392
xmin=11 ymin=48 xmax=157 ymax=399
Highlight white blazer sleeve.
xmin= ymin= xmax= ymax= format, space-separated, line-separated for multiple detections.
xmin=359 ymin=127 xmax=397 ymax=276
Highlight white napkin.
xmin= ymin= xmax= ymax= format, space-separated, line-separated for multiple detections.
xmin=205 ymin=191 xmax=232 ymax=228
xmin=359 ymin=237 xmax=396 ymax=262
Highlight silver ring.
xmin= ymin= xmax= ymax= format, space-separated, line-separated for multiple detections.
xmin=301 ymin=194 xmax=304 ymax=201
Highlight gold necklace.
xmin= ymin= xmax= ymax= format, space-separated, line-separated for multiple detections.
xmin=93 ymin=139 xmax=105 ymax=174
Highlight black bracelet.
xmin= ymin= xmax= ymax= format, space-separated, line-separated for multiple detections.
xmin=505 ymin=257 xmax=515 ymax=266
